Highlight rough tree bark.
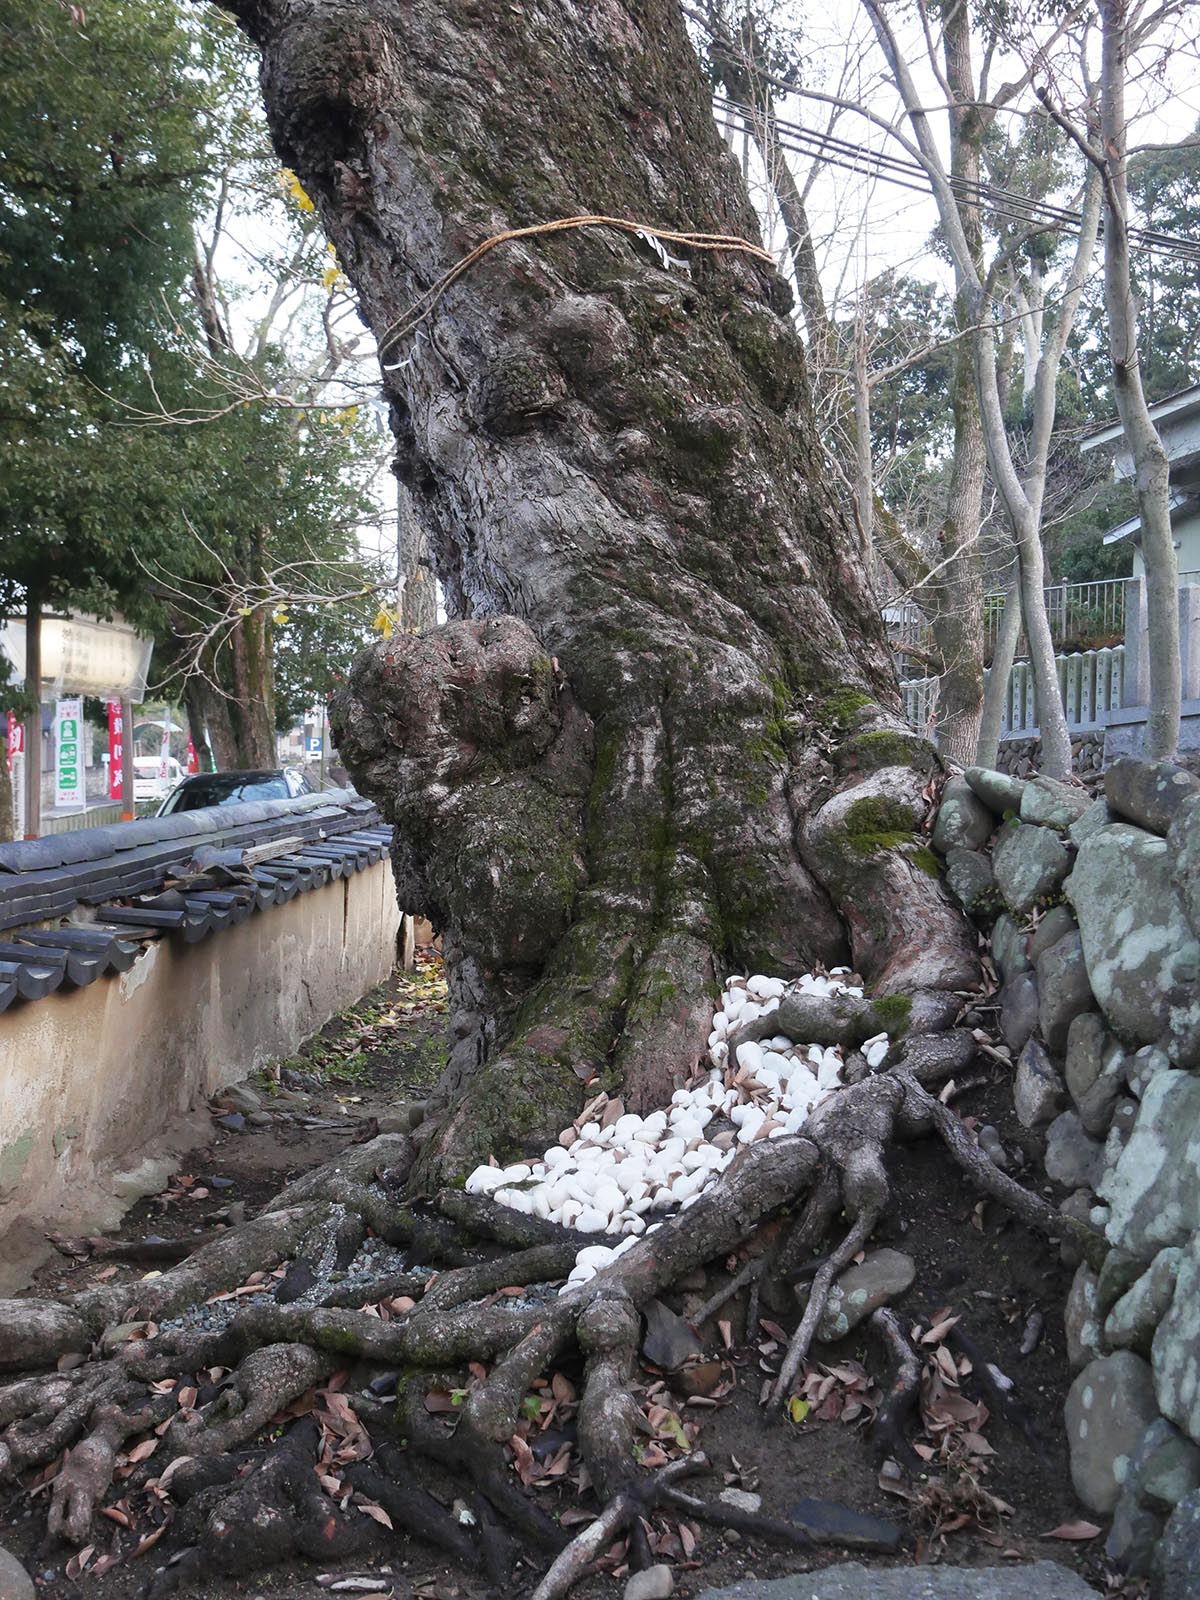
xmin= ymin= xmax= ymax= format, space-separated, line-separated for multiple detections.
xmin=0 ymin=3 xmax=1103 ymax=1591
xmin=928 ymin=0 xmax=988 ymax=769
xmin=237 ymin=0 xmax=979 ymax=1178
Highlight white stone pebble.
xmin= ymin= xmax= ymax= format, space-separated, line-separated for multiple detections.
xmin=461 ymin=968 xmax=889 ymax=1294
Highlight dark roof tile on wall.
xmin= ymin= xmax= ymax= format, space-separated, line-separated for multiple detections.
xmin=0 ymin=790 xmax=393 ymax=1013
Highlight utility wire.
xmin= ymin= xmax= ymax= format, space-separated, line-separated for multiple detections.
xmin=713 ymin=94 xmax=1200 ymax=266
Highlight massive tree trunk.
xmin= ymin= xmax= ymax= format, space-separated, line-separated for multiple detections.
xmin=2 ymin=6 xmax=1101 ymax=1590
xmin=224 ymin=0 xmax=978 ymax=1177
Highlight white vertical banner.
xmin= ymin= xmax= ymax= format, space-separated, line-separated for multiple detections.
xmin=54 ymin=696 xmax=84 ymax=810
xmin=11 ymin=750 xmax=25 ymax=838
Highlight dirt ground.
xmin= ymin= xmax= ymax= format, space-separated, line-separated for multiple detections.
xmin=2 ymin=954 xmax=1138 ymax=1600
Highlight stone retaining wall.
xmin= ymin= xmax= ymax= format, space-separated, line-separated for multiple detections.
xmin=933 ymin=756 xmax=1200 ymax=1590
xmin=995 ymin=730 xmax=1105 ymax=778
xmin=0 ymin=861 xmax=400 ymax=1293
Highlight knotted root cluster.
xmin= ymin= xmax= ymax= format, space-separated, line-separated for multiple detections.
xmin=0 ymin=1007 xmax=1103 ymax=1599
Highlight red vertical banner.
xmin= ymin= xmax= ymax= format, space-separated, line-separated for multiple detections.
xmin=186 ymin=735 xmax=199 ymax=774
xmin=107 ymin=699 xmax=124 ymax=801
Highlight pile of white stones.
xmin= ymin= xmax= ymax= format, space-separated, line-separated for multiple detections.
xmin=464 ymin=970 xmax=891 ymax=1293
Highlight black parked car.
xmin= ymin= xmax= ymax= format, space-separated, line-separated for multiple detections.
xmin=157 ymin=767 xmax=316 ymax=815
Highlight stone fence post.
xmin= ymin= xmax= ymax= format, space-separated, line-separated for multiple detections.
xmin=1121 ymin=577 xmax=1148 ymax=708
xmin=1181 ymin=582 xmax=1200 ymax=702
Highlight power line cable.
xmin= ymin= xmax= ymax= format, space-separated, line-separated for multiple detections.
xmin=713 ymin=95 xmax=1200 ymax=266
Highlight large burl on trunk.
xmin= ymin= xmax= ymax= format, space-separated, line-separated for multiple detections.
xmin=227 ymin=0 xmax=977 ymax=1174
xmin=0 ymin=5 xmax=1103 ymax=1593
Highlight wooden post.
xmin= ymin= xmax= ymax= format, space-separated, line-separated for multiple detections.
xmin=23 ymin=593 xmax=40 ymax=840
xmin=120 ymin=695 xmax=135 ymax=821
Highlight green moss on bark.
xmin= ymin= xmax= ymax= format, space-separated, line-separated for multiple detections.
xmin=839 ymin=728 xmax=939 ymax=776
xmin=842 ymin=795 xmax=919 ymax=856
xmin=870 ymin=994 xmax=912 ymax=1034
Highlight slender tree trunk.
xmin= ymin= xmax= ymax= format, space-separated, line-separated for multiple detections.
xmin=185 ymin=668 xmax=239 ymax=771
xmin=227 ymin=599 xmax=277 ymax=767
xmin=189 ymin=244 xmax=279 ymax=756
xmin=935 ymin=346 xmax=987 ymax=767
xmin=932 ymin=0 xmax=987 ymax=766
xmin=976 ymin=567 xmax=1023 ymax=768
xmin=851 ymin=331 xmax=874 ymax=563
xmin=229 ymin=0 xmax=976 ymax=1180
xmin=1099 ymin=0 xmax=1180 ymax=758
xmin=182 ymin=679 xmax=218 ymax=773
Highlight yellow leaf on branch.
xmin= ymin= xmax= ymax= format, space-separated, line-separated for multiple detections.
xmin=279 ymin=168 xmax=315 ymax=213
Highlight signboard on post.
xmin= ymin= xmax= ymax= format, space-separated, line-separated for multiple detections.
xmin=54 ymin=697 xmax=84 ymax=810
xmin=5 ymin=712 xmax=22 ymax=769
xmin=107 ymin=699 xmax=124 ymax=801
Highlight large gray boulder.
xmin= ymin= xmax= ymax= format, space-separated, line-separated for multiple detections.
xmin=1070 ymin=798 xmax=1112 ymax=849
xmin=1014 ymin=1038 xmax=1067 ymax=1130
xmin=1066 ymin=824 xmax=1200 ymax=1066
xmin=992 ymin=821 xmax=1071 ymax=914
xmin=1101 ymin=1070 xmax=1200 ymax=1257
xmin=992 ymin=912 xmax=1031 ymax=981
xmin=964 ymin=766 xmax=1027 ymax=815
xmin=1036 ymin=930 xmax=1094 ymax=1054
xmin=1105 ymin=1246 xmax=1182 ymax=1356
xmin=1021 ymin=774 xmax=1092 ymax=829
xmin=932 ymin=775 xmax=993 ymax=853
xmin=1064 ymin=1262 xmax=1103 ymax=1369
xmin=1065 ymin=1011 xmax=1107 ymax=1102
xmin=1153 ymin=1488 xmax=1200 ymax=1600
xmin=696 ymin=1562 xmax=1102 ymax=1599
xmin=943 ymin=847 xmax=995 ymax=915
xmin=1105 ymin=755 xmax=1200 ymax=837
xmin=1075 ymin=1036 xmax=1128 ymax=1138
xmin=1046 ymin=1110 xmax=1107 ymax=1191
xmin=1028 ymin=903 xmax=1077 ymax=962
xmin=1169 ymin=792 xmax=1200 ymax=941
xmin=1130 ymin=1418 xmax=1200 ymax=1512
xmin=999 ymin=971 xmax=1040 ymax=1052
xmin=1065 ymin=1351 xmax=1160 ymax=1513
xmin=1105 ymin=1416 xmax=1200 ymax=1577
xmin=1152 ymin=1228 xmax=1200 ymax=1440
xmin=1127 ymin=1045 xmax=1173 ymax=1100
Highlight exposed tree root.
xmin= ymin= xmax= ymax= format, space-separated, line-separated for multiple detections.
xmin=531 ymin=1455 xmax=705 ymax=1600
xmin=0 ymin=1032 xmax=1098 ymax=1596
xmin=870 ymin=1307 xmax=924 ymax=1470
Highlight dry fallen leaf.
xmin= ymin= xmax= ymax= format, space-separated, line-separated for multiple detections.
xmin=355 ymin=1499 xmax=394 ymax=1530
xmin=1040 ymin=1519 xmax=1101 ymax=1541
xmin=65 ymin=1544 xmax=95 ymax=1580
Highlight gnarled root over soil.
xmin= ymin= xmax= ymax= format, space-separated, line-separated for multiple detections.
xmin=0 ymin=1034 xmax=1102 ymax=1598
